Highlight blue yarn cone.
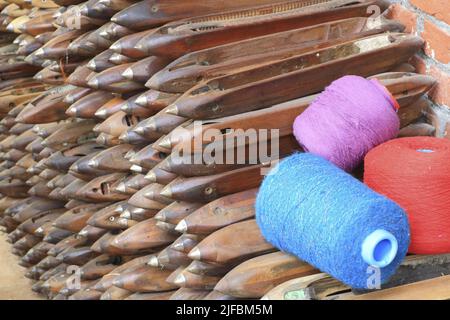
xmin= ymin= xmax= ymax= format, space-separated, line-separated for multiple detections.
xmin=256 ymin=153 xmax=410 ymax=289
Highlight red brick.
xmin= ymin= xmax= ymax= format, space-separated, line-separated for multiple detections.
xmin=411 ymin=56 xmax=450 ymax=108
xmin=410 ymin=0 xmax=450 ymax=25
xmin=421 ymin=19 xmax=450 ymax=64
xmin=427 ymin=66 xmax=450 ymax=107
xmin=387 ymin=4 xmax=417 ymax=33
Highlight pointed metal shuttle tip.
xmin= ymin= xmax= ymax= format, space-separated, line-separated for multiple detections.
xmin=130 ymin=164 xmax=143 ymax=173
xmin=135 ymin=95 xmax=147 ymax=106
xmin=88 ymin=78 xmax=99 ymax=89
xmin=173 ymin=274 xmax=186 ymax=285
xmin=147 ymin=119 xmax=157 ymax=131
xmin=146 ymin=78 xmax=158 ymax=89
xmin=98 ymin=135 xmax=107 ymax=145
xmin=147 ymin=256 xmax=159 ymax=267
xmin=88 ymin=159 xmax=98 ymax=168
xmin=118 ymin=133 xmax=129 ymax=143
xmin=114 ymin=205 xmax=124 ymax=213
xmin=95 ymin=109 xmax=107 ymax=118
xmin=34 ymin=48 xmax=45 ymax=58
xmin=122 ymin=68 xmax=133 ymax=80
xmin=87 ymin=60 xmax=96 ymax=70
xmin=175 ymin=220 xmax=187 ymax=233
xmin=158 ymin=137 xmax=172 ymax=149
xmin=159 ymin=186 xmax=172 ymax=198
xmin=116 ymin=183 xmax=126 ymax=193
xmin=154 ymin=212 xmax=165 ymax=221
xmin=145 ymin=171 xmax=156 ymax=182
xmin=134 ymin=127 xmax=145 ymax=135
xmin=119 ymin=210 xmax=131 ymax=219
xmin=71 ymin=163 xmax=79 ymax=172
xmin=68 ymin=107 xmax=77 ymax=116
xmin=93 ymin=124 xmax=101 ymax=132
xmin=110 ymin=42 xmax=122 ymax=53
xmin=109 ymin=55 xmax=121 ymax=64
xmin=65 ymin=95 xmax=74 ymax=104
xmin=24 ymin=55 xmax=33 ymax=64
xmin=188 ymin=247 xmax=201 ymax=260
xmin=165 ymin=104 xmax=179 ymax=115
xmin=67 ymin=42 xmax=76 ymax=51
xmin=78 ymin=229 xmax=88 ymax=237
xmin=133 ymin=207 xmax=145 ymax=214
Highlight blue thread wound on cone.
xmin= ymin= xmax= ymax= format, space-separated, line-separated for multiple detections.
xmin=255 ymin=153 xmax=410 ymax=289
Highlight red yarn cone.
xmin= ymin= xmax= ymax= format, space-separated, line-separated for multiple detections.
xmin=364 ymin=137 xmax=450 ymax=254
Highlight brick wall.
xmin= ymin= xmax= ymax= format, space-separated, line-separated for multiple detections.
xmin=386 ymin=0 xmax=450 ymax=138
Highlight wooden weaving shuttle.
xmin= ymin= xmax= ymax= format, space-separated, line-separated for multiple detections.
xmin=148 ymin=16 xmax=404 ymax=93
xmin=187 ymin=219 xmax=275 ymax=265
xmin=111 ymin=0 xmax=289 ymax=30
xmin=169 ymin=33 xmax=423 ymax=120
xmin=159 ymin=162 xmax=274 ymax=203
xmin=136 ymin=0 xmax=389 ymax=58
xmin=76 ymin=172 xmax=129 ymax=202
xmin=175 ymin=188 xmax=257 ymax=235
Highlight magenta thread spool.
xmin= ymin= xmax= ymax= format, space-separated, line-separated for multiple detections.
xmin=293 ymin=75 xmax=400 ymax=172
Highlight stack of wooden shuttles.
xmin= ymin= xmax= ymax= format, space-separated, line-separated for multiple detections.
xmin=0 ymin=0 xmax=448 ymax=300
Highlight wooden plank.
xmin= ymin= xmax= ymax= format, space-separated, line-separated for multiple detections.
xmin=339 ymin=275 xmax=450 ymax=300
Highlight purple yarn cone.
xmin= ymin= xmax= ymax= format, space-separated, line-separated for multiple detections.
xmin=293 ymin=75 xmax=399 ymax=172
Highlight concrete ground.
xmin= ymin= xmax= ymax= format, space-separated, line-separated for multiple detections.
xmin=0 ymin=231 xmax=42 ymax=300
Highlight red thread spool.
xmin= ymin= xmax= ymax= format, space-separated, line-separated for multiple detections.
xmin=364 ymin=137 xmax=450 ymax=254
